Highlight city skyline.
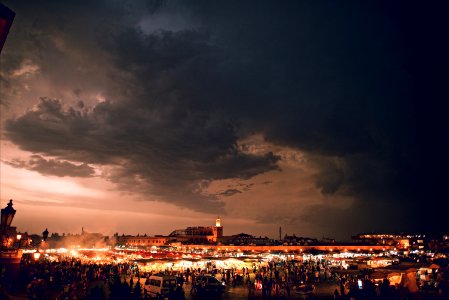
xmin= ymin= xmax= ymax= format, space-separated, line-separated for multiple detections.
xmin=1 ymin=1 xmax=448 ymax=240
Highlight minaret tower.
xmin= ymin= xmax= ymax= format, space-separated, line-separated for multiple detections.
xmin=213 ymin=216 xmax=223 ymax=242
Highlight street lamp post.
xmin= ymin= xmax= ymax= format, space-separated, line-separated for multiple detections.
xmin=0 ymin=199 xmax=23 ymax=286
xmin=1 ymin=199 xmax=16 ymax=251
xmin=1 ymin=199 xmax=16 ymax=229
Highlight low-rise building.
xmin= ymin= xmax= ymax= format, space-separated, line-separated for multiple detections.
xmin=352 ymin=233 xmax=411 ymax=249
xmin=117 ymin=235 xmax=168 ymax=247
xmin=283 ymin=235 xmax=319 ymax=245
xmin=218 ymin=233 xmax=272 ymax=246
xmin=168 ymin=216 xmax=223 ymax=244
xmin=118 ymin=217 xmax=224 ymax=246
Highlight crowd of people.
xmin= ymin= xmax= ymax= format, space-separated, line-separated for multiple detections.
xmin=10 ymin=253 xmax=449 ymax=299
xmin=141 ymin=257 xmax=449 ymax=299
xmin=19 ymin=255 xmax=140 ymax=299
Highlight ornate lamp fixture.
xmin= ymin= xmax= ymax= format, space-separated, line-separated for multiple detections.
xmin=1 ymin=199 xmax=16 ymax=229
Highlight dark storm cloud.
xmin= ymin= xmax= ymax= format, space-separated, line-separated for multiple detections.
xmin=309 ymin=157 xmax=345 ymax=196
xmin=5 ymin=97 xmax=278 ymax=212
xmin=0 ymin=0 xmax=154 ymax=107
xmin=3 ymin=1 xmax=449 ymax=234
xmin=185 ymin=1 xmax=449 ymax=234
xmin=4 ymin=155 xmax=95 ymax=178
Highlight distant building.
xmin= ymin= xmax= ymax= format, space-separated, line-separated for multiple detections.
xmin=167 ymin=216 xmax=224 ymax=244
xmin=115 ymin=217 xmax=276 ymax=247
xmin=169 ymin=226 xmax=214 ymax=244
xmin=117 ymin=235 xmax=168 ymax=247
xmin=117 ymin=217 xmax=224 ymax=247
xmin=320 ymin=237 xmax=336 ymax=244
xmin=218 ymin=233 xmax=272 ymax=246
xmin=352 ymin=233 xmax=411 ymax=249
xmin=283 ymin=235 xmax=319 ymax=245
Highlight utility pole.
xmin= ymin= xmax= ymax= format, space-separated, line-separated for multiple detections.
xmin=279 ymin=226 xmax=282 ymax=241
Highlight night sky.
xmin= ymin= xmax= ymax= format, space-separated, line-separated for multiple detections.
xmin=1 ymin=1 xmax=448 ymax=239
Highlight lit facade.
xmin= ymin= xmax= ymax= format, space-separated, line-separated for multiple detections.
xmin=117 ymin=235 xmax=168 ymax=247
xmin=352 ymin=233 xmax=411 ymax=249
xmin=218 ymin=233 xmax=272 ymax=246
